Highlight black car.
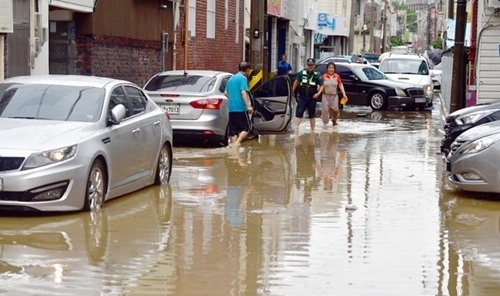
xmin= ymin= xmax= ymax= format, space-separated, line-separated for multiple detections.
xmin=313 ymin=63 xmax=430 ymax=110
xmin=440 ymin=102 xmax=500 ymax=155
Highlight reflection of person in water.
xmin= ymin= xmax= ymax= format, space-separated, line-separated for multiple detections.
xmin=294 ymin=133 xmax=319 ymax=201
xmin=318 ymin=132 xmax=341 ymax=191
xmin=225 ymin=157 xmax=250 ymax=226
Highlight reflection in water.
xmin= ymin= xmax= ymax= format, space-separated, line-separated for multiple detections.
xmin=0 ymin=185 xmax=172 ymax=295
xmin=440 ymin=193 xmax=500 ymax=296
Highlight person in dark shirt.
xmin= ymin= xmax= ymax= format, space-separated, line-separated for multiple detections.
xmin=275 ymin=54 xmax=293 ymax=75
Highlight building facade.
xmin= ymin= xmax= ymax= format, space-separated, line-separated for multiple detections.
xmin=2 ymin=0 xmax=245 ymax=86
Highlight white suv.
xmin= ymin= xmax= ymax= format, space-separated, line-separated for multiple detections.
xmin=378 ymin=54 xmax=434 ymax=106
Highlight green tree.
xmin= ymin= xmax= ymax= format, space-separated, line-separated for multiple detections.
xmin=406 ymin=9 xmax=417 ymax=33
xmin=390 ymin=35 xmax=404 ymax=47
xmin=432 ymin=38 xmax=443 ymax=49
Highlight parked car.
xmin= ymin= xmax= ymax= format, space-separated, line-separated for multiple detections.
xmin=144 ymin=70 xmax=294 ymax=146
xmin=440 ymin=102 xmax=500 ymax=155
xmin=317 ymin=56 xmax=351 ymax=64
xmin=446 ymin=120 xmax=500 ymax=193
xmin=430 ymin=63 xmax=442 ymax=90
xmin=0 ymin=75 xmax=173 ymax=212
xmin=313 ymin=62 xmax=430 ymax=110
xmin=378 ymin=54 xmax=434 ymax=103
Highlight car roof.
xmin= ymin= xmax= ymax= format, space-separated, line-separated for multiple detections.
xmin=384 ymin=54 xmax=426 ymax=60
xmin=1 ymin=75 xmax=131 ymax=88
xmin=154 ymin=70 xmax=233 ymax=77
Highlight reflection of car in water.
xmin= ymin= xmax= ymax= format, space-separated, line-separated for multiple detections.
xmin=441 ymin=195 xmax=500 ymax=293
xmin=0 ymin=185 xmax=172 ymax=294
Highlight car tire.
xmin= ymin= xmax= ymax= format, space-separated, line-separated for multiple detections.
xmin=369 ymin=92 xmax=388 ymax=110
xmin=154 ymin=143 xmax=172 ymax=185
xmin=219 ymin=125 xmax=229 ymax=147
xmin=84 ymin=159 xmax=107 ymax=211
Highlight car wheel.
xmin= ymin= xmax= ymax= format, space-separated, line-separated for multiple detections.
xmin=154 ymin=143 xmax=172 ymax=185
xmin=369 ymin=92 xmax=388 ymax=110
xmin=84 ymin=159 xmax=107 ymax=211
xmin=219 ymin=125 xmax=229 ymax=147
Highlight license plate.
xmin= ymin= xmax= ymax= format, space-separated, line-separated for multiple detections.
xmin=0 ymin=178 xmax=3 ymax=191
xmin=415 ymin=98 xmax=426 ymax=103
xmin=161 ymin=104 xmax=180 ymax=115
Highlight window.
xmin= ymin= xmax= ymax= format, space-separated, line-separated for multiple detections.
xmin=225 ymin=0 xmax=228 ymax=30
xmin=0 ymin=84 xmax=104 ymax=122
xmin=124 ymin=86 xmax=148 ymax=115
xmin=219 ymin=76 xmax=231 ymax=93
xmin=144 ymin=74 xmax=217 ymax=92
xmin=235 ymin=0 xmax=239 ymax=43
xmin=188 ymin=0 xmax=196 ymax=38
xmin=110 ymin=86 xmax=131 ymax=119
xmin=207 ymin=0 xmax=215 ymax=38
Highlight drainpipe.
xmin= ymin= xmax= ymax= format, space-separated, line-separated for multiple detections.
xmin=172 ymin=0 xmax=179 ymax=70
xmin=183 ymin=0 xmax=188 ymax=72
xmin=468 ymin=0 xmax=477 ymax=85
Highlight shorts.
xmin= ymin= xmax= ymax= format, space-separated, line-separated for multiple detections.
xmin=295 ymin=94 xmax=317 ymax=118
xmin=229 ymin=111 xmax=251 ymax=137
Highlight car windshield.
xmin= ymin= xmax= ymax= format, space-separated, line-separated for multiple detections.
xmin=355 ymin=67 xmax=386 ymax=81
xmin=379 ymin=59 xmax=429 ymax=75
xmin=0 ymin=83 xmax=104 ymax=122
xmin=144 ymin=74 xmax=217 ymax=92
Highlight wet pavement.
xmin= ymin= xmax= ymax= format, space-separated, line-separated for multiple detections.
xmin=1 ymin=99 xmax=500 ymax=295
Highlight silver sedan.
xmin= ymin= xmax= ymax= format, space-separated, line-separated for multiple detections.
xmin=446 ymin=120 xmax=500 ymax=193
xmin=0 ymin=75 xmax=173 ymax=212
xmin=144 ymin=70 xmax=233 ymax=146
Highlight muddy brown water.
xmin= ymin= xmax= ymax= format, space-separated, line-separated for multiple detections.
xmin=1 ymin=103 xmax=500 ymax=295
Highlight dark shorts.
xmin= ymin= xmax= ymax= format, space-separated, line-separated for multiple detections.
xmin=229 ymin=111 xmax=251 ymax=137
xmin=295 ymin=94 xmax=317 ymax=118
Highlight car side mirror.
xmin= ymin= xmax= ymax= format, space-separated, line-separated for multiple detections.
xmin=108 ymin=104 xmax=126 ymax=126
xmin=349 ymin=74 xmax=359 ymax=81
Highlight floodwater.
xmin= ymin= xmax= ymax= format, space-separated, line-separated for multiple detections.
xmin=1 ymin=102 xmax=500 ymax=295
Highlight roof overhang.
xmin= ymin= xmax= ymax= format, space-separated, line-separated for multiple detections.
xmin=49 ymin=0 xmax=97 ymax=13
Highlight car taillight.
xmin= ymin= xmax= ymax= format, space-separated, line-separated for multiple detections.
xmin=190 ymin=98 xmax=223 ymax=110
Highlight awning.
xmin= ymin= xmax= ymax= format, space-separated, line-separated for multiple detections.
xmin=50 ymin=0 xmax=97 ymax=13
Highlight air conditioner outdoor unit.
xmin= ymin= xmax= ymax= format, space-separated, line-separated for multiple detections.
xmin=488 ymin=0 xmax=500 ymax=9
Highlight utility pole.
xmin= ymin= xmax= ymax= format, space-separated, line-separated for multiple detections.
xmin=381 ymin=0 xmax=387 ymax=53
xmin=449 ymin=0 xmax=467 ymax=112
xmin=250 ymin=0 xmax=268 ymax=84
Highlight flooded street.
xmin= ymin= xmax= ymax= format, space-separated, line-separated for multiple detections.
xmin=1 ymin=99 xmax=500 ymax=295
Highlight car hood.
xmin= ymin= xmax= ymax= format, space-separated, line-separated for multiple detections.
xmin=457 ymin=120 xmax=500 ymax=142
xmin=384 ymin=74 xmax=430 ymax=86
xmin=370 ymin=79 xmax=419 ymax=89
xmin=0 ymin=119 xmax=97 ymax=151
xmin=448 ymin=102 xmax=500 ymax=120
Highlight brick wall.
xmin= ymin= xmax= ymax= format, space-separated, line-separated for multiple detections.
xmin=76 ymin=35 xmax=163 ymax=86
xmin=175 ymin=0 xmax=244 ymax=73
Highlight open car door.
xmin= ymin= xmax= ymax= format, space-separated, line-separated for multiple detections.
xmin=248 ymin=75 xmax=293 ymax=133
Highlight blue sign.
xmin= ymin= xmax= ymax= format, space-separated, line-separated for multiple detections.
xmin=318 ymin=13 xmax=328 ymax=27
xmin=317 ymin=13 xmax=336 ymax=31
xmin=70 ymin=22 xmax=76 ymax=36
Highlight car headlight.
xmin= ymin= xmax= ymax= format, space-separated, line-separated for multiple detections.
xmin=454 ymin=109 xmax=500 ymax=125
xmin=460 ymin=134 xmax=500 ymax=155
xmin=395 ymin=88 xmax=406 ymax=97
xmin=23 ymin=145 xmax=77 ymax=170
xmin=424 ymin=84 xmax=433 ymax=95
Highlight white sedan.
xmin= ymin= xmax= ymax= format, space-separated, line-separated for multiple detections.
xmin=0 ymin=75 xmax=173 ymax=212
